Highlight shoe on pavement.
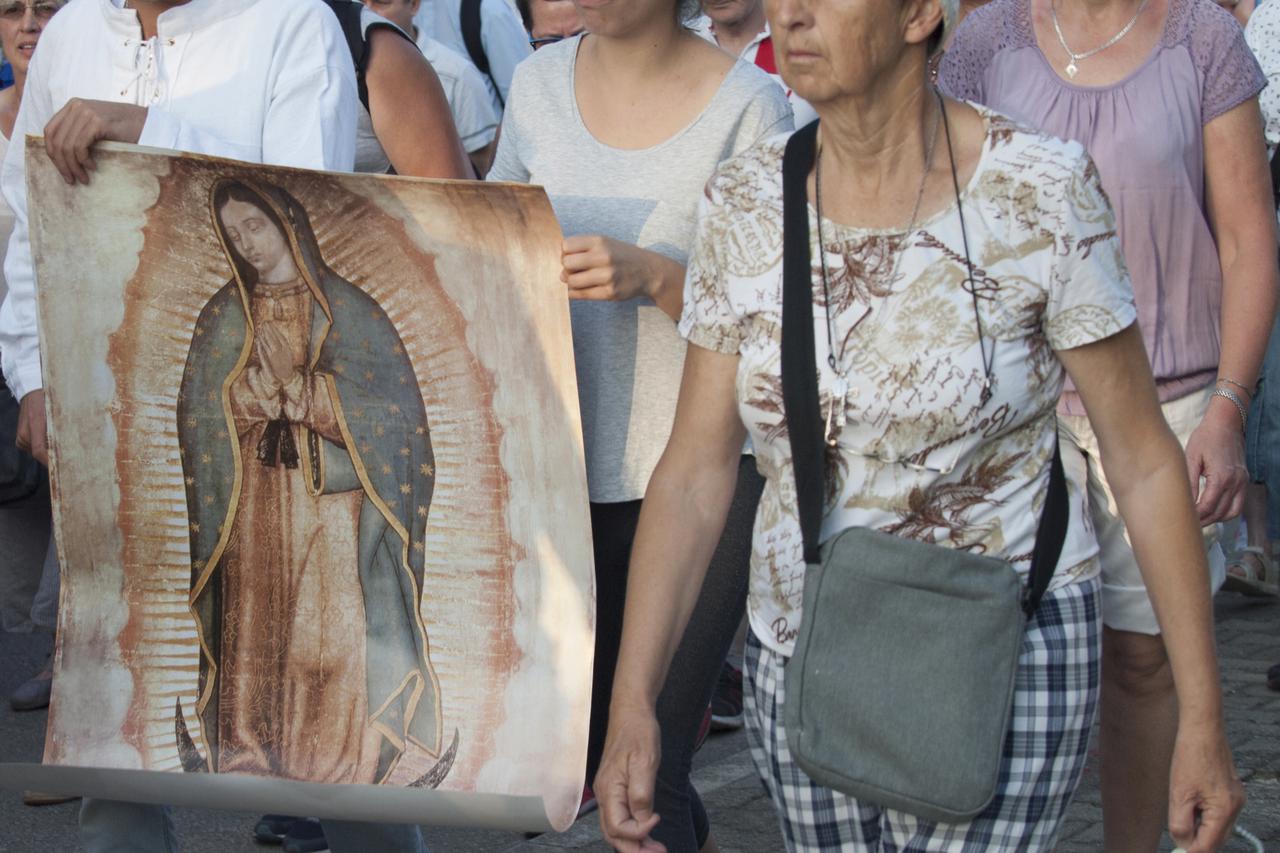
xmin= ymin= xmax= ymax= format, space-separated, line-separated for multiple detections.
xmin=282 ymin=819 xmax=329 ymax=853
xmin=254 ymin=814 xmax=301 ymax=845
xmin=22 ymin=791 xmax=79 ymax=807
xmin=694 ymin=702 xmax=713 ymax=753
xmin=710 ymin=661 xmax=744 ymax=731
xmin=577 ymin=785 xmax=597 ymax=818
xmin=9 ymin=665 xmax=52 ymax=712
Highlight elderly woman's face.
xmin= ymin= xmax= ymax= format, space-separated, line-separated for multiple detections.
xmin=572 ymin=0 xmax=680 ymax=36
xmin=219 ymin=199 xmax=292 ymax=281
xmin=767 ymin=0 xmax=941 ymax=104
xmin=0 ymin=0 xmax=62 ymax=77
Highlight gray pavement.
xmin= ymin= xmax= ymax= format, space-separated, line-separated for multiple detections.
xmin=1 ymin=593 xmax=1277 ymax=852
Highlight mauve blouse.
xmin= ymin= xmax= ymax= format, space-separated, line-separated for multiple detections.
xmin=940 ymin=0 xmax=1266 ymax=414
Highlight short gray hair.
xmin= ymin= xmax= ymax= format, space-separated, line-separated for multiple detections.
xmin=679 ymin=0 xmax=702 ymax=22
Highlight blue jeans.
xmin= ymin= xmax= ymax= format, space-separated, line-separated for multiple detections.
xmin=1247 ymin=312 xmax=1280 ymax=539
xmin=79 ymin=799 xmax=428 ymax=853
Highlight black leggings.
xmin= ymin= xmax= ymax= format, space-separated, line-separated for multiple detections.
xmin=586 ymin=456 xmax=764 ymax=853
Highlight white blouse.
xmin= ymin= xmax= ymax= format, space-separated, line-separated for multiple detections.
xmin=681 ymin=109 xmax=1138 ymax=656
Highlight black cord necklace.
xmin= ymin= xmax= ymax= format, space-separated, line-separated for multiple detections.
xmin=814 ymin=89 xmax=994 ymax=448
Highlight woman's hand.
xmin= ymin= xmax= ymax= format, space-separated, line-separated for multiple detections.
xmin=1167 ymin=721 xmax=1245 ymax=852
xmin=1184 ymin=403 xmax=1248 ymax=524
xmin=14 ymin=389 xmax=48 ymax=466
xmin=255 ymin=324 xmax=296 ymax=389
xmin=596 ymin=705 xmax=666 ymax=853
xmin=561 ymin=236 xmax=686 ymax=319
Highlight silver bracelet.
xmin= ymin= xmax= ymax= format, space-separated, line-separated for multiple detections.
xmin=1211 ymin=387 xmax=1249 ymax=433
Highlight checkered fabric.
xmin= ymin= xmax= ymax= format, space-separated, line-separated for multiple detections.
xmin=743 ymin=577 xmax=1101 ymax=851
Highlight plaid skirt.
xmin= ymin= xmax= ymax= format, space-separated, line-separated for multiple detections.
xmin=744 ymin=577 xmax=1101 ymax=851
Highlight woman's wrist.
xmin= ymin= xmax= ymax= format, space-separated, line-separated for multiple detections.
xmin=1205 ymin=391 xmax=1248 ymax=433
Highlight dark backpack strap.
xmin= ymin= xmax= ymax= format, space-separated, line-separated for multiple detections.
xmin=1271 ymin=145 xmax=1279 ymax=212
xmin=779 ymin=119 xmax=1066 ymax=615
xmin=322 ymin=0 xmax=414 ymax=115
xmin=460 ymin=0 xmax=504 ymax=108
xmin=322 ymin=0 xmax=370 ymax=111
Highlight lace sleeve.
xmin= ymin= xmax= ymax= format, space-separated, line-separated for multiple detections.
xmin=937 ymin=0 xmax=1024 ymax=103
xmin=1182 ymin=0 xmax=1266 ymax=125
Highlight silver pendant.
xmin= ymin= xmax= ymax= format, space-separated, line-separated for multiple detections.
xmin=1065 ymin=61 xmax=1079 ymax=79
xmin=824 ymin=377 xmax=848 ymax=447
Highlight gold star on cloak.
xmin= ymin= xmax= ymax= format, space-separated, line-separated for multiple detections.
xmin=399 ymin=484 xmax=412 ymax=495
xmin=419 ymin=463 xmax=434 ymax=477
xmin=381 ymin=464 xmax=392 ymax=475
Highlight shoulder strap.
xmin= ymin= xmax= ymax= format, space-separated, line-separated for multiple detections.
xmin=778 ymin=120 xmax=1067 ymax=617
xmin=460 ymin=0 xmax=505 ymax=108
xmin=322 ymin=0 xmax=415 ymax=115
xmin=460 ymin=0 xmax=489 ymax=74
xmin=779 ymin=120 xmax=824 ymax=567
xmin=1271 ymin=145 xmax=1279 ymax=212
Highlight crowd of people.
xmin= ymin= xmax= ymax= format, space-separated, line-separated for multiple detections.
xmin=0 ymin=0 xmax=1276 ymax=851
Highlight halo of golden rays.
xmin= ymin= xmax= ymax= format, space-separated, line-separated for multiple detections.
xmin=99 ymin=159 xmax=515 ymax=786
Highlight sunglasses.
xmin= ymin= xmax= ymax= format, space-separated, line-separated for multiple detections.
xmin=0 ymin=0 xmax=62 ymax=21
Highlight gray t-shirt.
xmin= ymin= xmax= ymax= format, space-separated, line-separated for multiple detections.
xmin=489 ymin=36 xmax=793 ymax=502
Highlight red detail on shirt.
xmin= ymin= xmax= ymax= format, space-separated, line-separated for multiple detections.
xmin=754 ymin=36 xmax=778 ymax=75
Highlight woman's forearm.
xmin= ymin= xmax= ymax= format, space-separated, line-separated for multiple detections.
xmin=1101 ymin=434 xmax=1224 ymax=724
xmin=608 ymin=447 xmax=742 ymax=715
xmin=1215 ymin=234 xmax=1278 ymax=395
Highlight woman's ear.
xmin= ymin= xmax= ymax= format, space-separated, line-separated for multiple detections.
xmin=903 ymin=0 xmax=945 ymax=49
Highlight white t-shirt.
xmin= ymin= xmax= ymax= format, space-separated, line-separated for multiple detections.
xmin=0 ymin=0 xmax=357 ymax=401
xmin=415 ymin=0 xmax=532 ymax=115
xmin=691 ymin=16 xmax=819 ymax=128
xmin=681 ymin=109 xmax=1137 ymax=655
xmin=416 ymin=29 xmax=499 ymax=153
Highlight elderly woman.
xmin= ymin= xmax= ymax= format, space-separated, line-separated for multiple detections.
xmin=939 ymin=0 xmax=1275 ymax=844
xmin=594 ymin=0 xmax=1244 ymax=849
xmin=488 ymin=1 xmax=791 ymax=851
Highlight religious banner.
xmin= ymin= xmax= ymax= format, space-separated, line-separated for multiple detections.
xmin=0 ymin=141 xmax=594 ymax=832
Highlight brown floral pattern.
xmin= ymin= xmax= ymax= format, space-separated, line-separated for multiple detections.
xmin=680 ymin=107 xmax=1137 ymax=656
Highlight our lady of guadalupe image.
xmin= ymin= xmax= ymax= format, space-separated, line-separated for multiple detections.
xmin=174 ymin=178 xmax=449 ymax=787
xmin=19 ymin=142 xmax=592 ymax=830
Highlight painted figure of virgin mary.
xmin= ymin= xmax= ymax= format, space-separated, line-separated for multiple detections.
xmin=174 ymin=178 xmax=447 ymax=786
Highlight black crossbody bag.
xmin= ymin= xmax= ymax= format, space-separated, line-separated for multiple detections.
xmin=778 ymin=120 xmax=1071 ymax=822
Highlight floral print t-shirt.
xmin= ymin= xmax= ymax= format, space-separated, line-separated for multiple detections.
xmin=679 ymin=107 xmax=1139 ymax=657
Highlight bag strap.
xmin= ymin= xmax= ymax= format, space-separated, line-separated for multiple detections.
xmin=460 ymin=0 xmax=505 ymax=108
xmin=322 ymin=0 xmax=416 ymax=115
xmin=779 ymin=120 xmax=1068 ymax=618
xmin=1271 ymin=145 xmax=1279 ymax=212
